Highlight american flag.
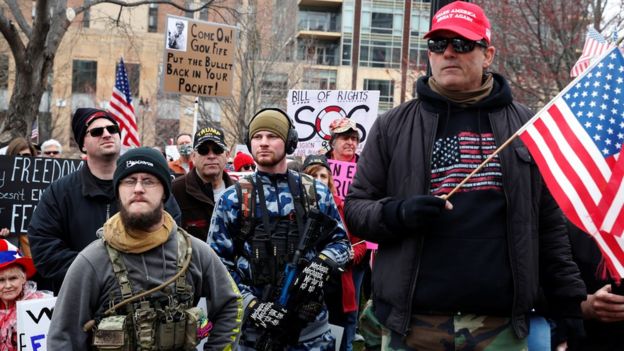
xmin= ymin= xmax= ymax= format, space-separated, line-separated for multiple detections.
xmin=519 ymin=47 xmax=624 ymax=277
xmin=107 ymin=58 xmax=140 ymax=147
xmin=570 ymin=27 xmax=615 ymax=78
xmin=430 ymin=132 xmax=503 ymax=195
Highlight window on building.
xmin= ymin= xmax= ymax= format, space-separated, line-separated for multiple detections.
xmin=371 ymin=12 xmax=392 ymax=34
xmin=0 ymin=54 xmax=9 ymax=111
xmin=261 ymin=73 xmax=288 ymax=107
xmin=199 ymin=7 xmax=209 ymax=21
xmin=297 ymin=42 xmax=339 ymax=66
xmin=125 ymin=63 xmax=141 ymax=98
xmin=72 ymin=60 xmax=97 ymax=94
xmin=148 ymin=4 xmax=158 ymax=33
xmin=82 ymin=9 xmax=90 ymax=28
xmin=303 ymin=69 xmax=337 ymax=90
xmin=184 ymin=0 xmax=193 ymax=18
xmin=364 ymin=79 xmax=394 ymax=112
xmin=341 ymin=36 xmax=352 ymax=65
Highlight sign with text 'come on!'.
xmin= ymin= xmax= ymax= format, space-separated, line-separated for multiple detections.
xmin=163 ymin=15 xmax=236 ymax=98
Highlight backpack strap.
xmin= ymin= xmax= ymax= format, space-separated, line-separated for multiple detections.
xmin=105 ymin=242 xmax=135 ymax=301
xmin=175 ymin=229 xmax=192 ymax=294
xmin=298 ymin=172 xmax=319 ymax=212
xmin=235 ymin=175 xmax=256 ymax=239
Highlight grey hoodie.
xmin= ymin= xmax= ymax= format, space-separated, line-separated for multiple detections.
xmin=48 ymin=223 xmax=242 ymax=350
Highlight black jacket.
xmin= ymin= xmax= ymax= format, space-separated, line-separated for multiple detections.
xmin=344 ymin=74 xmax=586 ymax=338
xmin=27 ymin=165 xmax=181 ymax=293
xmin=172 ymin=169 xmax=234 ymax=241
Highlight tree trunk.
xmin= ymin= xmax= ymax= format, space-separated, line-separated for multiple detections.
xmin=0 ymin=52 xmax=53 ymax=144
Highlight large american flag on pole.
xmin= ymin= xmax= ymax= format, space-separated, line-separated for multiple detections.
xmin=570 ymin=27 xmax=615 ymax=78
xmin=108 ymin=58 xmax=140 ymax=147
xmin=519 ymin=47 xmax=624 ymax=277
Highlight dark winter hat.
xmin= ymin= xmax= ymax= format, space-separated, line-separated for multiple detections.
xmin=194 ymin=126 xmax=227 ymax=149
xmin=248 ymin=109 xmax=291 ymax=143
xmin=303 ymin=154 xmax=330 ymax=171
xmin=72 ymin=108 xmax=119 ymax=150
xmin=114 ymin=147 xmax=172 ymax=201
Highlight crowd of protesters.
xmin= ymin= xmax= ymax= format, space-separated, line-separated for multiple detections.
xmin=1 ymin=1 xmax=624 ymax=350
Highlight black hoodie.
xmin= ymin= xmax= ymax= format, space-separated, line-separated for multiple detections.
xmin=411 ymin=74 xmax=515 ymax=316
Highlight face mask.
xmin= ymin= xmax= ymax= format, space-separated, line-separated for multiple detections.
xmin=178 ymin=144 xmax=193 ymax=156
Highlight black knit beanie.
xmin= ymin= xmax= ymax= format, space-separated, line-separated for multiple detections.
xmin=114 ymin=147 xmax=172 ymax=201
xmin=72 ymin=108 xmax=118 ymax=151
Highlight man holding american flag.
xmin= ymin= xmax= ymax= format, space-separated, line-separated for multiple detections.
xmin=344 ymin=1 xmax=586 ymax=349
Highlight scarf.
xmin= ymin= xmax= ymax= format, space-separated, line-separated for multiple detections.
xmin=428 ymin=73 xmax=494 ymax=106
xmin=103 ymin=212 xmax=174 ymax=254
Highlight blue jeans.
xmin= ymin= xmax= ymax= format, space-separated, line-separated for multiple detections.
xmin=527 ymin=315 xmax=550 ymax=351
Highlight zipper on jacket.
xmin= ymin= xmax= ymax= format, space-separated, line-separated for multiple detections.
xmin=490 ymin=112 xmax=519 ymax=335
xmin=401 ymin=109 xmax=438 ymax=335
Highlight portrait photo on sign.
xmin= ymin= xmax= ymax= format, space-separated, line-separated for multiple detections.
xmin=166 ymin=18 xmax=188 ymax=51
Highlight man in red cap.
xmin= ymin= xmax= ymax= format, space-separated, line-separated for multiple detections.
xmin=345 ymin=1 xmax=585 ymax=349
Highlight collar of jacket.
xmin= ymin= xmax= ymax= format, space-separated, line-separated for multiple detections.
xmin=185 ymin=168 xmax=233 ymax=203
xmin=81 ymin=164 xmax=115 ymax=200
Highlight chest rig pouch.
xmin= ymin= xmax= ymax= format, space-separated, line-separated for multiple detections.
xmin=91 ymin=230 xmax=208 ymax=351
xmin=235 ymin=172 xmax=319 ymax=292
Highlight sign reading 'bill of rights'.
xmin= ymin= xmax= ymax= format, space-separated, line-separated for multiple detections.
xmin=163 ymin=15 xmax=237 ymax=98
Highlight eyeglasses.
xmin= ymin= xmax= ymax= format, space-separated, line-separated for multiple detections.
xmin=43 ymin=151 xmax=60 ymax=156
xmin=241 ymin=164 xmax=255 ymax=171
xmin=196 ymin=144 xmax=224 ymax=156
xmin=119 ymin=177 xmax=160 ymax=188
xmin=427 ymin=37 xmax=488 ymax=54
xmin=86 ymin=125 xmax=120 ymax=137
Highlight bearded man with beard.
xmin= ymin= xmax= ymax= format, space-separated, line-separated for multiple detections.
xmin=208 ymin=108 xmax=351 ymax=350
xmin=48 ymin=148 xmax=243 ymax=350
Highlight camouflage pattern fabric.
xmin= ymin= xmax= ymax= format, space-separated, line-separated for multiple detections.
xmin=381 ymin=314 xmax=527 ymax=351
xmin=359 ymin=299 xmax=383 ymax=351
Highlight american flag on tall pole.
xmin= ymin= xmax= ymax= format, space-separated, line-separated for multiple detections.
xmin=519 ymin=47 xmax=624 ymax=277
xmin=107 ymin=58 xmax=140 ymax=147
xmin=570 ymin=27 xmax=615 ymax=77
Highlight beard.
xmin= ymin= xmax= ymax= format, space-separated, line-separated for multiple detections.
xmin=119 ymin=200 xmax=164 ymax=231
xmin=254 ymin=149 xmax=286 ymax=168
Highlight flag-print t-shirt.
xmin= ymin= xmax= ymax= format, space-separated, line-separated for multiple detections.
xmin=412 ymin=94 xmax=514 ymax=316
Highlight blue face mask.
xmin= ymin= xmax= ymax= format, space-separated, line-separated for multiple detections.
xmin=178 ymin=144 xmax=193 ymax=156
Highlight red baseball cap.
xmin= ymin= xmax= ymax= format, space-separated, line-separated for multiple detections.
xmin=424 ymin=1 xmax=491 ymax=45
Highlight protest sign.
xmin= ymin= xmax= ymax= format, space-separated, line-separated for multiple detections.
xmin=328 ymin=159 xmax=357 ymax=200
xmin=163 ymin=15 xmax=237 ymax=98
xmin=17 ymin=296 xmax=56 ymax=351
xmin=286 ymin=90 xmax=379 ymax=157
xmin=0 ymin=156 xmax=83 ymax=235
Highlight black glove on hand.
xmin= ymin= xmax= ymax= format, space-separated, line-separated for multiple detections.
xmin=247 ymin=300 xmax=288 ymax=330
xmin=292 ymin=254 xmax=337 ymax=302
xmin=383 ymin=195 xmax=447 ymax=231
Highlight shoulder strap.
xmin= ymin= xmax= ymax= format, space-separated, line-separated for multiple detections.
xmin=175 ymin=229 xmax=192 ymax=294
xmin=104 ymin=241 xmax=134 ymax=300
xmin=235 ymin=175 xmax=256 ymax=238
xmin=298 ymin=172 xmax=319 ymax=212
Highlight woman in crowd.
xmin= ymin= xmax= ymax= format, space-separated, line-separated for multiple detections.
xmin=1 ymin=138 xmax=38 ymax=254
xmin=302 ymin=154 xmax=366 ymax=351
xmin=0 ymin=239 xmax=47 ymax=351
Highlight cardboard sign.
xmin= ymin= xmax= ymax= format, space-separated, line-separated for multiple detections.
xmin=0 ymin=156 xmax=83 ymax=235
xmin=286 ymin=90 xmax=380 ymax=157
xmin=17 ymin=296 xmax=56 ymax=351
xmin=163 ymin=15 xmax=237 ymax=98
xmin=328 ymin=159 xmax=357 ymax=200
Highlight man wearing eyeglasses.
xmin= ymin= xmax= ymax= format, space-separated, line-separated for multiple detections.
xmin=48 ymin=147 xmax=242 ymax=350
xmin=40 ymin=139 xmax=63 ymax=158
xmin=172 ymin=127 xmax=233 ymax=241
xmin=344 ymin=1 xmax=585 ymax=349
xmin=27 ymin=108 xmax=181 ymax=294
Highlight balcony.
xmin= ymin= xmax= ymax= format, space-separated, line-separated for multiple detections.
xmin=298 ymin=0 xmax=342 ymax=8
xmin=297 ymin=10 xmax=341 ymax=40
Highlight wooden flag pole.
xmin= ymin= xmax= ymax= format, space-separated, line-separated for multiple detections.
xmin=442 ymin=133 xmax=520 ymax=200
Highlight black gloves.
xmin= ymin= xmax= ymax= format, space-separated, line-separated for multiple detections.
xmin=292 ymin=254 xmax=338 ymax=301
xmin=247 ymin=300 xmax=288 ymax=331
xmin=383 ymin=195 xmax=448 ymax=231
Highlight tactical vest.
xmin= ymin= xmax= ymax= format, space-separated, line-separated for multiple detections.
xmin=92 ymin=230 xmax=211 ymax=351
xmin=234 ymin=172 xmax=319 ymax=293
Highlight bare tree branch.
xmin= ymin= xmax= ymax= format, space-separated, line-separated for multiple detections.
xmin=4 ymin=0 xmax=33 ymax=37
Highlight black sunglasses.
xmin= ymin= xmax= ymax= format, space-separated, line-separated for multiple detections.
xmin=427 ymin=37 xmax=488 ymax=54
xmin=86 ymin=125 xmax=120 ymax=137
xmin=43 ymin=151 xmax=60 ymax=155
xmin=241 ymin=164 xmax=255 ymax=171
xmin=196 ymin=143 xmax=225 ymax=156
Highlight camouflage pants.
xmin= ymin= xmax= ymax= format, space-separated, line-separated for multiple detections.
xmin=361 ymin=307 xmax=528 ymax=351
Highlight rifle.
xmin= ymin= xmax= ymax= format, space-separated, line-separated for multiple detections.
xmin=256 ymin=208 xmax=338 ymax=350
